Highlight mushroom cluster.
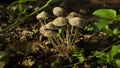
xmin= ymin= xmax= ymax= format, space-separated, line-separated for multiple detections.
xmin=36 ymin=6 xmax=88 ymax=43
xmin=36 ymin=7 xmax=88 ymax=58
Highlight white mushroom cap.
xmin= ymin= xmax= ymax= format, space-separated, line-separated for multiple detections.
xmin=42 ymin=30 xmax=57 ymax=37
xmin=66 ymin=12 xmax=81 ymax=19
xmin=45 ymin=21 xmax=59 ymax=30
xmin=53 ymin=17 xmax=67 ymax=26
xmin=68 ymin=17 xmax=86 ymax=28
xmin=39 ymin=25 xmax=46 ymax=34
xmin=52 ymin=7 xmax=64 ymax=16
xmin=36 ymin=11 xmax=49 ymax=20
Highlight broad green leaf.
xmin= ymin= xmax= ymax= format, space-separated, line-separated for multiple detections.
xmin=93 ymin=9 xmax=116 ymax=19
xmin=94 ymin=19 xmax=112 ymax=30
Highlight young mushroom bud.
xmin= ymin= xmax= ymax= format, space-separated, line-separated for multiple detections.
xmin=53 ymin=17 xmax=67 ymax=27
xmin=45 ymin=21 xmax=59 ymax=30
xmin=68 ymin=17 xmax=86 ymax=28
xmin=36 ymin=11 xmax=49 ymax=20
xmin=66 ymin=12 xmax=81 ymax=19
xmin=53 ymin=17 xmax=68 ymax=42
xmin=42 ymin=30 xmax=57 ymax=38
xmin=52 ymin=7 xmax=64 ymax=16
xmin=39 ymin=25 xmax=46 ymax=34
xmin=39 ymin=25 xmax=58 ymax=37
xmin=68 ymin=17 xmax=86 ymax=44
xmin=36 ymin=11 xmax=49 ymax=25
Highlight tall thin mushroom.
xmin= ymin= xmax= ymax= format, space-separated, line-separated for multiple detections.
xmin=66 ymin=12 xmax=81 ymax=19
xmin=68 ymin=17 xmax=86 ymax=33
xmin=68 ymin=17 xmax=87 ymax=44
xmin=52 ymin=17 xmax=68 ymax=45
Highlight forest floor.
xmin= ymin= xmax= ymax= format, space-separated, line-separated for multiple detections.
xmin=0 ymin=0 xmax=120 ymax=68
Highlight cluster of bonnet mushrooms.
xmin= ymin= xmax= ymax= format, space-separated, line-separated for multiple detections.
xmin=36 ymin=6 xmax=89 ymax=59
xmin=36 ymin=6 xmax=88 ymax=46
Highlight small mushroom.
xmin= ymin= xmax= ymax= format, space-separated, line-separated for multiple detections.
xmin=45 ymin=21 xmax=59 ymax=30
xmin=53 ymin=17 xmax=68 ymax=44
xmin=42 ymin=30 xmax=57 ymax=38
xmin=66 ymin=12 xmax=81 ymax=19
xmin=53 ymin=17 xmax=67 ymax=27
xmin=40 ymin=26 xmax=57 ymax=37
xmin=36 ymin=11 xmax=49 ymax=25
xmin=39 ymin=25 xmax=46 ymax=34
xmin=68 ymin=17 xmax=86 ymax=28
xmin=68 ymin=17 xmax=87 ymax=44
xmin=52 ymin=7 xmax=64 ymax=16
xmin=36 ymin=11 xmax=49 ymax=20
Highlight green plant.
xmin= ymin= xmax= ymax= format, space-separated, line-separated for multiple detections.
xmin=93 ymin=45 xmax=120 ymax=68
xmin=85 ymin=9 xmax=120 ymax=41
xmin=93 ymin=9 xmax=120 ymax=33
xmin=64 ymin=9 xmax=120 ymax=68
xmin=86 ymin=9 xmax=120 ymax=67
xmin=73 ymin=48 xmax=85 ymax=64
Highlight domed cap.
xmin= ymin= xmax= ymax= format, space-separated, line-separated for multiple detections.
xmin=42 ymin=30 xmax=57 ymax=37
xmin=36 ymin=11 xmax=49 ymax=20
xmin=53 ymin=17 xmax=67 ymax=26
xmin=66 ymin=12 xmax=81 ymax=19
xmin=68 ymin=17 xmax=86 ymax=28
xmin=52 ymin=7 xmax=64 ymax=16
xmin=39 ymin=25 xmax=46 ymax=34
xmin=45 ymin=21 xmax=59 ymax=30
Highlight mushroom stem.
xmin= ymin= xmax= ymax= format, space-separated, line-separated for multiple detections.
xmin=57 ymin=32 xmax=66 ymax=46
xmin=66 ymin=25 xmax=69 ymax=45
xmin=49 ymin=38 xmax=63 ymax=54
xmin=53 ymin=37 xmax=61 ymax=45
xmin=71 ymin=27 xmax=79 ymax=44
xmin=66 ymin=24 xmax=72 ymax=46
xmin=39 ymin=20 xmax=44 ymax=26
xmin=71 ymin=26 xmax=74 ymax=34
xmin=43 ymin=19 xmax=47 ymax=25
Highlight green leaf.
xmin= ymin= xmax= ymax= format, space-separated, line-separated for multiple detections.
xmin=94 ymin=19 xmax=112 ymax=30
xmin=114 ymin=14 xmax=120 ymax=21
xmin=58 ymin=28 xmax=62 ymax=34
xmin=113 ymin=28 xmax=119 ymax=35
xmin=93 ymin=9 xmax=116 ymax=19
xmin=109 ymin=46 xmax=119 ymax=61
xmin=73 ymin=49 xmax=85 ymax=63
xmin=115 ymin=59 xmax=120 ymax=68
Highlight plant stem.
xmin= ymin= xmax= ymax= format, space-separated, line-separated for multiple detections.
xmin=0 ymin=0 xmax=52 ymax=33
